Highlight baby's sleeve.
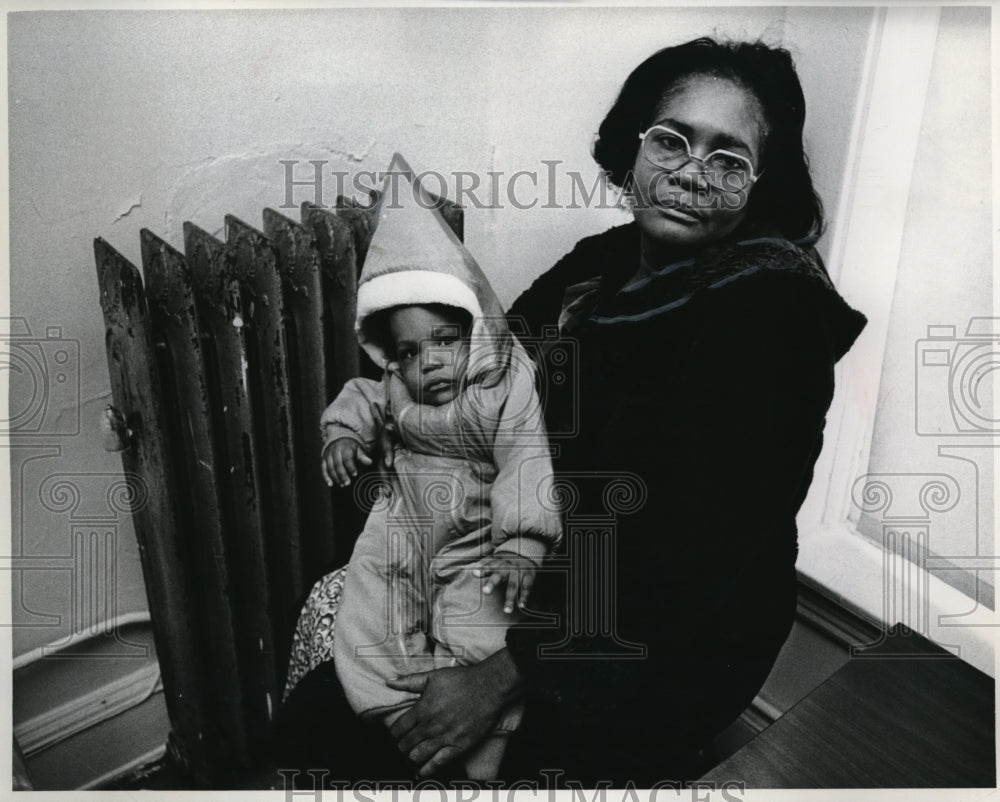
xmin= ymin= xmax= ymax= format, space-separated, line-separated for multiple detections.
xmin=379 ymin=369 xmax=473 ymax=457
xmin=319 ymin=378 xmax=384 ymax=451
xmin=489 ymin=346 xmax=562 ymax=562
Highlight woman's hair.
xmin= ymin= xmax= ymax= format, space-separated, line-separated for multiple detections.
xmin=593 ymin=37 xmax=824 ymax=239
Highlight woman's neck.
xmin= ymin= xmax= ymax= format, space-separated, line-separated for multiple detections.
xmin=636 ymin=218 xmax=764 ymax=278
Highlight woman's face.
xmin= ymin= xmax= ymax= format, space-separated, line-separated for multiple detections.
xmin=630 ymin=74 xmax=767 ymax=257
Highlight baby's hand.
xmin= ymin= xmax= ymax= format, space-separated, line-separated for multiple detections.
xmin=473 ymin=554 xmax=537 ymax=614
xmin=322 ymin=438 xmax=373 ymax=488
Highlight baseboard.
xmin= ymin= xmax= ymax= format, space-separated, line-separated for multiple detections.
xmin=25 ymin=685 xmax=171 ymax=791
xmin=797 ymin=523 xmax=995 ymax=676
xmin=739 ymin=576 xmax=883 ymax=734
xmin=794 ymin=572 xmax=884 ymax=647
xmin=738 ymin=699 xmax=775 ymax=735
xmin=15 ymin=661 xmax=162 ymax=755
xmin=80 ymin=744 xmax=168 ymax=790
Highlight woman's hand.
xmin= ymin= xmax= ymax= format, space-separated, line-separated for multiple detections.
xmin=386 ymin=649 xmax=523 ymax=778
xmin=321 ymin=438 xmax=373 ymax=487
xmin=475 ymin=554 xmax=537 ymax=614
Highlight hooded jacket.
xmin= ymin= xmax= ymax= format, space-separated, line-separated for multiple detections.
xmin=323 ymin=157 xmax=561 ymax=719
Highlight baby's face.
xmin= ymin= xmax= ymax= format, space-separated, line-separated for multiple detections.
xmin=387 ymin=306 xmax=470 ymax=406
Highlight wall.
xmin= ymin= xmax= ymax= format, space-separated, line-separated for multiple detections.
xmin=7 ymin=6 xmax=875 ymax=660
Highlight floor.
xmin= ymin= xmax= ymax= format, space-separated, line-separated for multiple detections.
xmin=105 ymin=603 xmax=856 ymax=790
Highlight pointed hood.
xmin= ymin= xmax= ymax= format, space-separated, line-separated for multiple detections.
xmin=355 ymin=154 xmax=509 ymax=380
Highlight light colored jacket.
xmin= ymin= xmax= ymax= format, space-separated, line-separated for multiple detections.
xmin=325 ymin=153 xmax=561 ymax=718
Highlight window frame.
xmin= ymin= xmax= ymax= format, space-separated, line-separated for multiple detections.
xmin=794 ymin=6 xmax=994 ymax=676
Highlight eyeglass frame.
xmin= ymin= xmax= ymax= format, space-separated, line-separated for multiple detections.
xmin=637 ymin=124 xmax=763 ymax=190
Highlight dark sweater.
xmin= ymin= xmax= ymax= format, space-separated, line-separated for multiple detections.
xmin=500 ymin=223 xmax=866 ymax=786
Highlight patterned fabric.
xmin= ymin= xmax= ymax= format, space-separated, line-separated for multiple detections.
xmin=283 ymin=566 xmax=347 ymax=701
xmin=517 ymin=223 xmax=863 ymax=366
xmin=587 ymin=236 xmax=837 ymax=327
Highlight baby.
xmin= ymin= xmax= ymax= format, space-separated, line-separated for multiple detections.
xmin=321 ymin=156 xmax=561 ymax=780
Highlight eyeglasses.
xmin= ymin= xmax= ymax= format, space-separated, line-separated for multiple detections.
xmin=638 ymin=125 xmax=762 ymax=191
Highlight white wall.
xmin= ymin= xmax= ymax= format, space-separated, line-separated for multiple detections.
xmin=7 ymin=7 xmax=874 ymax=658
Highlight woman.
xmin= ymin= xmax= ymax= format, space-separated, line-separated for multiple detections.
xmin=276 ymin=37 xmax=866 ymax=786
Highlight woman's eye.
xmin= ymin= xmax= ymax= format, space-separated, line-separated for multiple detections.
xmin=654 ymin=132 xmax=687 ymax=153
xmin=709 ymin=153 xmax=749 ymax=172
xmin=398 ymin=347 xmax=416 ymax=360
